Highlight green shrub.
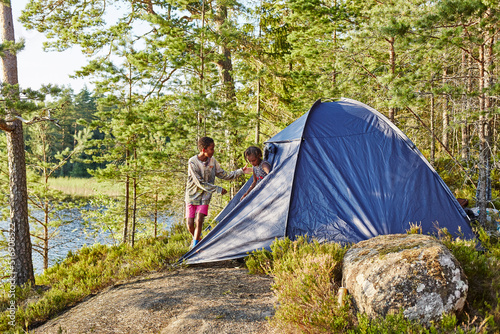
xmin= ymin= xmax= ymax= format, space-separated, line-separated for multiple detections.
xmin=439 ymin=230 xmax=500 ymax=332
xmin=249 ymin=236 xmax=351 ymax=333
xmin=251 ymin=234 xmax=500 ymax=333
xmin=246 ymin=236 xmax=326 ymax=275
xmin=353 ymin=311 xmax=480 ymax=334
xmin=245 ymin=246 xmax=275 ymax=275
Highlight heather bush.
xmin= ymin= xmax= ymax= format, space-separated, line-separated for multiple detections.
xmin=249 ymin=237 xmax=351 ymax=333
xmin=249 ymin=233 xmax=500 ymax=333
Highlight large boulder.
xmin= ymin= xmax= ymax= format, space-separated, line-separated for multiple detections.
xmin=342 ymin=234 xmax=468 ymax=324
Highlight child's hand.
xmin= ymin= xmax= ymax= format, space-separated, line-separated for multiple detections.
xmin=221 ymin=188 xmax=228 ymax=195
xmin=242 ymin=164 xmax=253 ymax=174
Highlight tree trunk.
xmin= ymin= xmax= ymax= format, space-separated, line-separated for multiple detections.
xmin=388 ymin=37 xmax=396 ymax=123
xmin=485 ymin=29 xmax=494 ymax=158
xmin=43 ymin=219 xmax=49 ymax=270
xmin=430 ymin=93 xmax=435 ymax=165
xmin=214 ymin=2 xmax=238 ymax=196
xmin=482 ymin=26 xmax=494 ymax=229
xmin=214 ymin=3 xmax=236 ymax=103
xmin=477 ymin=41 xmax=489 ymax=228
xmin=6 ymin=121 xmax=35 ymax=285
xmin=461 ymin=49 xmax=469 ymax=160
xmin=1 ymin=2 xmax=35 ymax=286
xmin=198 ymin=0 xmax=206 ymax=139
xmin=461 ymin=119 xmax=469 ymax=161
xmin=131 ymin=149 xmax=137 ymax=247
xmin=255 ymin=77 xmax=261 ymax=144
xmin=131 ymin=176 xmax=137 ymax=247
xmin=123 ymin=150 xmax=130 ymax=244
xmin=154 ymin=192 xmax=158 ymax=238
xmin=442 ymin=67 xmax=449 ymax=150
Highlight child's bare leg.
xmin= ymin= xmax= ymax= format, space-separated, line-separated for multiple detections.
xmin=186 ymin=217 xmax=195 ymax=236
xmin=194 ymin=213 xmax=206 ymax=241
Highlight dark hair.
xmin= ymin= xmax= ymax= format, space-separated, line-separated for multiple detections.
xmin=198 ymin=137 xmax=214 ymax=151
xmin=244 ymin=146 xmax=262 ymax=162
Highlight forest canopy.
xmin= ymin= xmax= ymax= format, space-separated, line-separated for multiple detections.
xmin=5 ymin=0 xmax=500 ymax=228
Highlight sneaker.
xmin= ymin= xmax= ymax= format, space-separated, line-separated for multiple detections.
xmin=189 ymin=239 xmax=199 ymax=250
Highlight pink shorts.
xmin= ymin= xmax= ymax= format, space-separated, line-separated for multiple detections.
xmin=185 ymin=204 xmax=209 ymax=218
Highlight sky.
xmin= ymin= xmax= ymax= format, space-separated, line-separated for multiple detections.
xmin=12 ymin=0 xmax=90 ymax=92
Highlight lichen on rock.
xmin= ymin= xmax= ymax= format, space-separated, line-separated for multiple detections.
xmin=342 ymin=234 xmax=468 ymax=325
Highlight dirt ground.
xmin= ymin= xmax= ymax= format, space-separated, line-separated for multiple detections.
xmin=33 ymin=261 xmax=277 ymax=334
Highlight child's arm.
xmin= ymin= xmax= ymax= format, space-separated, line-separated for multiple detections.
xmin=214 ymin=160 xmax=251 ymax=180
xmin=262 ymin=161 xmax=271 ymax=174
xmin=188 ymin=160 xmax=224 ymax=194
xmin=240 ymin=173 xmax=257 ymax=201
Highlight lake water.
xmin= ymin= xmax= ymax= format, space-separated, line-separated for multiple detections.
xmin=1 ymin=207 xmax=173 ymax=276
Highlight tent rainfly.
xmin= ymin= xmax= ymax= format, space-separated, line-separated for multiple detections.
xmin=180 ymin=98 xmax=474 ymax=264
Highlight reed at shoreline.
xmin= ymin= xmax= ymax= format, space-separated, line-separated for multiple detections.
xmin=47 ymin=177 xmax=122 ymax=198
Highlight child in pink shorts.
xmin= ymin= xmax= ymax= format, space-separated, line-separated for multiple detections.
xmin=186 ymin=204 xmax=209 ymax=218
xmin=184 ymin=137 xmax=252 ymax=248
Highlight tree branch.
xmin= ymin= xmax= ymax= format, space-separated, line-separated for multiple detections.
xmin=405 ymin=106 xmax=476 ymax=188
xmin=0 ymin=118 xmax=13 ymax=131
xmin=7 ymin=109 xmax=61 ymax=128
xmin=29 ymin=233 xmax=45 ymax=241
xmin=46 ymin=148 xmax=80 ymax=179
xmin=350 ymin=56 xmax=379 ymax=81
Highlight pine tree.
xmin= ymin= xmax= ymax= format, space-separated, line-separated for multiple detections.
xmin=416 ymin=0 xmax=500 ymax=227
xmin=25 ymin=120 xmax=90 ymax=270
xmin=0 ymin=1 xmax=34 ymax=286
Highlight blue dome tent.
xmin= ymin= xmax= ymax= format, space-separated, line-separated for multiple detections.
xmin=180 ymin=98 xmax=474 ymax=264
